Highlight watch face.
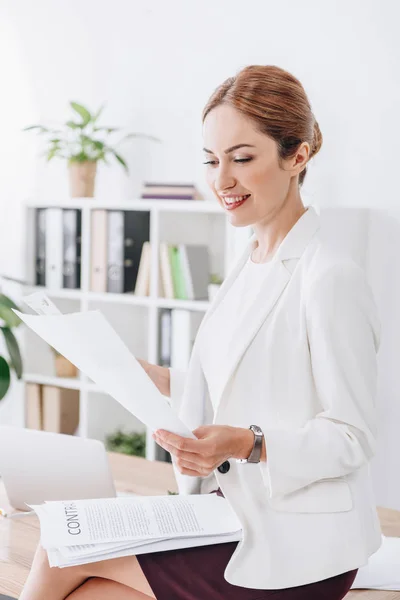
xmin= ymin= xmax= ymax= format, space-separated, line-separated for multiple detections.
xmin=250 ymin=425 xmax=263 ymax=436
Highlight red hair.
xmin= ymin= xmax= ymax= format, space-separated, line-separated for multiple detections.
xmin=202 ymin=65 xmax=322 ymax=187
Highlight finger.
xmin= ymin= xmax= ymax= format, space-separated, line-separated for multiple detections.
xmin=155 ymin=430 xmax=204 ymax=454
xmin=177 ymin=460 xmax=212 ymax=476
xmin=155 ymin=438 xmax=201 ymax=463
xmin=177 ymin=464 xmax=205 ymax=477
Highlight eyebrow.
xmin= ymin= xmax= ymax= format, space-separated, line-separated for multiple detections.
xmin=202 ymin=143 xmax=256 ymax=155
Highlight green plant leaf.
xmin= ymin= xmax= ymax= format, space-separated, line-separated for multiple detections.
xmin=70 ymin=102 xmax=92 ymax=126
xmin=0 ymin=356 xmax=10 ymax=401
xmin=93 ymin=126 xmax=120 ymax=134
xmin=92 ymin=105 xmax=105 ymax=122
xmin=66 ymin=120 xmax=84 ymax=130
xmin=0 ymin=295 xmax=21 ymax=328
xmin=1 ymin=327 xmax=22 ymax=379
xmin=22 ymin=125 xmax=50 ymax=133
xmin=111 ymin=150 xmax=129 ymax=173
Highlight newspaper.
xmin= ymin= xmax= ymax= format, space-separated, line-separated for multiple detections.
xmin=29 ymin=493 xmax=242 ymax=567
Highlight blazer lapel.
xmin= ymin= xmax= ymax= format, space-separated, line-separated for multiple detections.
xmin=211 ymin=205 xmax=321 ymax=416
xmin=177 ymin=206 xmax=320 ymax=433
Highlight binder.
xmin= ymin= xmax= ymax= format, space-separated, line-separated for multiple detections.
xmin=123 ymin=211 xmax=150 ymax=293
xmin=159 ymin=308 xmax=172 ymax=367
xmin=62 ymin=209 xmax=82 ymax=289
xmin=25 ymin=382 xmax=42 ymax=430
xmin=35 ymin=208 xmax=46 ymax=286
xmin=42 ymin=385 xmax=80 ymax=435
xmin=107 ymin=210 xmax=124 ymax=293
xmin=90 ymin=210 xmax=108 ymax=292
xmin=45 ymin=208 xmax=63 ymax=289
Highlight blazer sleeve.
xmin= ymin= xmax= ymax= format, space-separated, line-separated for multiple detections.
xmin=168 ymin=367 xmax=188 ymax=413
xmin=259 ymin=262 xmax=381 ymax=498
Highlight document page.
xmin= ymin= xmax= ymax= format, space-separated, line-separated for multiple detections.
xmin=30 ymin=494 xmax=242 ymax=550
xmin=14 ymin=309 xmax=194 ymax=438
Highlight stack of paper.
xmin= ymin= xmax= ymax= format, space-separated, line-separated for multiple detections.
xmin=29 ymin=493 xmax=242 ymax=568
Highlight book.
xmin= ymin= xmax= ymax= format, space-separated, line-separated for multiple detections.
xmin=29 ymin=493 xmax=242 ymax=567
xmin=134 ymin=241 xmax=151 ymax=296
xmin=179 ymin=244 xmax=210 ymax=300
xmin=159 ymin=242 xmax=175 ymax=299
xmin=168 ymin=245 xmax=188 ymax=299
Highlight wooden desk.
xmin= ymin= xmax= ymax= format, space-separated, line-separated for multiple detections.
xmin=0 ymin=454 xmax=399 ymax=599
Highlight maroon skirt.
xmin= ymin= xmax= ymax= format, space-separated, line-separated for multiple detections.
xmin=137 ymin=489 xmax=358 ymax=600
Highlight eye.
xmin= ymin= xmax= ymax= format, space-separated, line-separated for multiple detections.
xmin=202 ymin=158 xmax=253 ymax=165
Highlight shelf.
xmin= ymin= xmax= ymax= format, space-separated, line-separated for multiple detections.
xmin=24 ymin=373 xmax=100 ymax=392
xmin=25 ymin=198 xmax=224 ymax=214
xmin=25 ymin=286 xmax=83 ymax=300
xmin=24 ymin=288 xmax=211 ymax=311
xmin=156 ymin=298 xmax=210 ymax=311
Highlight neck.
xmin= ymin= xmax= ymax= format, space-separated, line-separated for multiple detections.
xmin=251 ymin=196 xmax=306 ymax=263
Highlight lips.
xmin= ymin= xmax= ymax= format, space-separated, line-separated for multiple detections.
xmin=222 ymin=194 xmax=251 ymax=210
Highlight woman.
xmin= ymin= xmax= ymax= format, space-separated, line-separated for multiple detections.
xmin=21 ymin=65 xmax=381 ymax=599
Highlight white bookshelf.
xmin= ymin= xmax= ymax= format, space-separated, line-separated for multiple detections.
xmin=21 ymin=198 xmax=252 ymax=460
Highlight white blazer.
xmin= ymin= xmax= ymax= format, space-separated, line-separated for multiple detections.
xmin=168 ymin=206 xmax=382 ymax=590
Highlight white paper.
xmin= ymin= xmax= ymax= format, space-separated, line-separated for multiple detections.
xmin=14 ymin=309 xmax=195 ymax=438
xmin=49 ymin=531 xmax=243 ymax=568
xmin=29 ymin=494 xmax=241 ymax=550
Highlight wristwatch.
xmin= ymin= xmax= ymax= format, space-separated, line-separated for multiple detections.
xmin=236 ymin=425 xmax=264 ymax=464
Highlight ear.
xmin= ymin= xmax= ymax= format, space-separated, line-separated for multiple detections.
xmin=291 ymin=141 xmax=311 ymax=175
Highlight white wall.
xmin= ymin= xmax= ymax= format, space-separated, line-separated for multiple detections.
xmin=1 ymin=0 xmax=400 ymax=505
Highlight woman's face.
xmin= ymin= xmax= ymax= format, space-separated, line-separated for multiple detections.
xmin=202 ymin=104 xmax=306 ymax=227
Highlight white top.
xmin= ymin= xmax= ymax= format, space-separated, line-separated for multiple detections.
xmin=199 ymin=253 xmax=274 ymax=413
xmin=197 ymin=253 xmax=274 ymax=494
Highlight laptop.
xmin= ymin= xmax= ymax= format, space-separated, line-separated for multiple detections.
xmin=0 ymin=426 xmax=117 ymax=510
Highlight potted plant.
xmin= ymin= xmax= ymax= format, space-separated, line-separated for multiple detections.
xmin=0 ymin=292 xmax=23 ymax=401
xmin=208 ymin=273 xmax=223 ymax=302
xmin=105 ymin=429 xmax=146 ymax=457
xmin=23 ymin=102 xmax=161 ymax=198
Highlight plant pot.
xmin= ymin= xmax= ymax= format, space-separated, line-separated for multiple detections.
xmin=55 ymin=355 xmax=78 ymax=378
xmin=68 ymin=161 xmax=97 ymax=198
xmin=208 ymin=283 xmax=222 ymax=302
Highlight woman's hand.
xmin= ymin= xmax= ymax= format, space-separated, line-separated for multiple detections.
xmin=152 ymin=425 xmax=254 ymax=477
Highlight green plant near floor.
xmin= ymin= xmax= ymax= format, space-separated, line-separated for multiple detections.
xmin=0 ymin=293 xmax=23 ymax=401
xmin=105 ymin=430 xmax=146 ymax=458
xmin=23 ymin=101 xmax=161 ymax=174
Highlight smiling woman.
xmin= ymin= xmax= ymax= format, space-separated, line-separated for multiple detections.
xmin=201 ymin=65 xmax=323 ymax=257
xmin=21 ymin=65 xmax=376 ymax=600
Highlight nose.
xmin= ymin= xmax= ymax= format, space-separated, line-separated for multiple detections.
xmin=214 ymin=164 xmax=236 ymax=193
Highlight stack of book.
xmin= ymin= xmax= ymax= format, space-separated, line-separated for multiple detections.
xmin=140 ymin=182 xmax=203 ymax=201
xmin=26 ymin=383 xmax=79 ymax=435
xmin=35 ymin=208 xmax=82 ymax=289
xmin=135 ymin=242 xmax=212 ymax=299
